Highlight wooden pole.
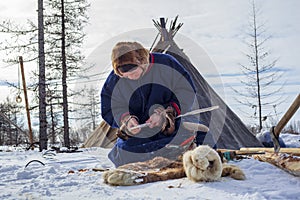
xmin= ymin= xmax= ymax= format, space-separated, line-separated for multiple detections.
xmin=239 ymin=147 xmax=300 ymax=156
xmin=217 ymin=148 xmax=300 ymax=156
xmin=274 ymin=94 xmax=300 ymax=137
xmin=19 ymin=56 xmax=34 ymax=145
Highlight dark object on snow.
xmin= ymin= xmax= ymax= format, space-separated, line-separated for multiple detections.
xmin=25 ymin=160 xmax=45 ymax=168
xmin=150 ymin=16 xmax=263 ymax=149
xmin=51 ymin=146 xmax=83 ymax=153
xmin=26 ymin=142 xmax=40 ymax=151
xmin=256 ymin=132 xmax=286 ymax=148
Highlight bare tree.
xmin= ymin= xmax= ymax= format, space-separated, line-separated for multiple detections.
xmin=0 ymin=98 xmax=26 ymax=146
xmin=44 ymin=0 xmax=89 ymax=148
xmin=0 ymin=1 xmax=48 ymax=150
xmin=38 ymin=0 xmax=48 ymax=151
xmin=233 ymin=0 xmax=285 ymax=131
xmin=77 ymin=86 xmax=101 ymax=130
xmin=0 ymin=0 xmax=89 ymax=148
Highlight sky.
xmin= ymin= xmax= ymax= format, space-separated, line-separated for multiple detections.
xmin=0 ymin=0 xmax=299 ymax=127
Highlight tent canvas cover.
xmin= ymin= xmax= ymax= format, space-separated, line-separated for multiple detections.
xmin=84 ymin=16 xmax=263 ymax=150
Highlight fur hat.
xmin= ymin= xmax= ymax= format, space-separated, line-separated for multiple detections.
xmin=111 ymin=42 xmax=149 ymax=77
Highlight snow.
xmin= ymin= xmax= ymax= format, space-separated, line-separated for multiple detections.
xmin=1 ymin=134 xmax=300 ymax=200
xmin=280 ymin=134 xmax=300 ymax=148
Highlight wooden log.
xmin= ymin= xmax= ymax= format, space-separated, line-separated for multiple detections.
xmin=239 ymin=148 xmax=300 ymax=156
xmin=253 ymin=152 xmax=300 ymax=177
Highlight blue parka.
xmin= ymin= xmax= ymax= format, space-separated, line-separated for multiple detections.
xmin=101 ymin=53 xmax=200 ymax=167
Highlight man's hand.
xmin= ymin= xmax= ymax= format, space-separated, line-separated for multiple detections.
xmin=117 ymin=115 xmax=141 ymax=140
xmin=161 ymin=106 xmax=176 ymax=135
xmin=146 ymin=106 xmax=176 ymax=135
xmin=146 ymin=112 xmax=163 ymax=128
xmin=125 ymin=117 xmax=141 ymax=135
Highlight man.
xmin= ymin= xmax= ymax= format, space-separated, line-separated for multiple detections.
xmin=101 ymin=41 xmax=205 ymax=167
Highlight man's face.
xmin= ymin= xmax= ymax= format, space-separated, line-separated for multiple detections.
xmin=122 ymin=67 xmax=144 ymax=80
xmin=118 ymin=58 xmax=144 ymax=80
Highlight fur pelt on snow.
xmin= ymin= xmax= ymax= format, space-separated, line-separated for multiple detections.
xmin=103 ymin=145 xmax=245 ymax=186
xmin=182 ymin=145 xmax=223 ymax=181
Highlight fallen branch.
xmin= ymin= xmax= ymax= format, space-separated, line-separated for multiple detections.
xmin=25 ymin=160 xmax=45 ymax=168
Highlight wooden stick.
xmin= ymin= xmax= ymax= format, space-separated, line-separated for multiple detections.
xmin=239 ymin=147 xmax=300 ymax=156
xmin=19 ymin=56 xmax=34 ymax=145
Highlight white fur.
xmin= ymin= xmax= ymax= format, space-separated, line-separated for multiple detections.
xmin=183 ymin=145 xmax=222 ymax=182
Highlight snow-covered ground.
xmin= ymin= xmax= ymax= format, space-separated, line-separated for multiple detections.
xmin=1 ymin=133 xmax=300 ymax=200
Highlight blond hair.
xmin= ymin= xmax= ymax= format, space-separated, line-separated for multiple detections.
xmin=111 ymin=42 xmax=149 ymax=76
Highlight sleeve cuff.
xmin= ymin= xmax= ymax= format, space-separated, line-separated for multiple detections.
xmin=120 ymin=112 xmax=130 ymax=124
xmin=170 ymin=102 xmax=181 ymax=116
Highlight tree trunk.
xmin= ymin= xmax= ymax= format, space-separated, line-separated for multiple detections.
xmin=61 ymin=0 xmax=70 ymax=148
xmin=252 ymin=2 xmax=262 ymax=131
xmin=38 ymin=0 xmax=48 ymax=151
xmin=50 ymin=101 xmax=56 ymax=144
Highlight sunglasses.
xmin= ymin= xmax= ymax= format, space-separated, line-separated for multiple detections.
xmin=117 ymin=64 xmax=138 ymax=73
